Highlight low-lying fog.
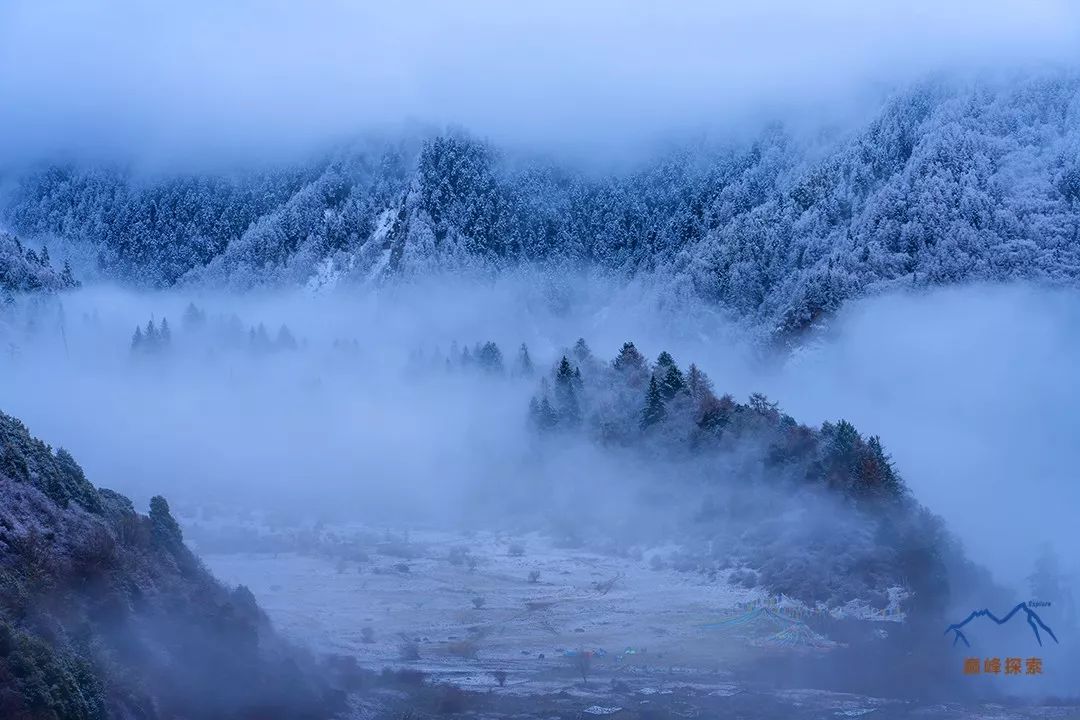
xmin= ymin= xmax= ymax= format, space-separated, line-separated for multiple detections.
xmin=2 ymin=277 xmax=1076 ymax=595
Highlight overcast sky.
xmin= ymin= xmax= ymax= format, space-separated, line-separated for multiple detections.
xmin=1 ymin=0 xmax=1079 ymax=164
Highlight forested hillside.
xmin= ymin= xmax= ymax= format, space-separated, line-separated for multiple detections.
xmin=406 ymin=335 xmax=981 ymax=616
xmin=5 ymin=73 xmax=1080 ymax=333
xmin=0 ymin=412 xmax=344 ymax=719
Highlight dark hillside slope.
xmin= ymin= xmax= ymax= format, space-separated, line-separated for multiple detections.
xmin=0 ymin=411 xmax=343 ymax=719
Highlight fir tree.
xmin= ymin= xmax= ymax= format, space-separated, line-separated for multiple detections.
xmin=250 ymin=323 xmax=272 ymax=353
xmin=640 ymin=374 xmax=667 ymax=429
xmin=864 ymin=435 xmax=901 ymax=496
xmin=477 ymin=341 xmax=504 ymax=373
xmin=276 ymin=324 xmax=298 ymax=351
xmin=614 ymin=341 xmax=645 ymax=371
xmin=572 ymin=337 xmax=591 ymax=363
xmin=653 ymin=351 xmax=675 ymax=373
xmin=516 ymin=343 xmax=534 ymax=376
xmin=530 ymin=395 xmax=559 ymax=431
xmin=659 ymin=364 xmax=686 ymax=401
xmin=144 ymin=319 xmax=158 ymax=352
xmin=528 ymin=396 xmax=541 ymax=427
xmin=159 ymin=317 xmax=171 ymax=347
xmin=182 ymin=301 xmax=206 ymax=331
xmin=131 ymin=325 xmax=144 ymax=353
xmin=553 ymin=356 xmax=581 ymax=425
xmin=60 ymin=260 xmax=77 ymax=288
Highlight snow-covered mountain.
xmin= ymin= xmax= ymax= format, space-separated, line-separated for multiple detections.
xmin=5 ymin=73 xmax=1080 ymax=334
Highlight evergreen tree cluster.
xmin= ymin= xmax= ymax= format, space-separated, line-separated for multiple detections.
xmin=528 ymin=339 xmax=906 ymax=503
xmin=6 ymin=74 xmax=1080 ymax=332
xmin=130 ymin=317 xmax=172 ymax=355
xmin=247 ymin=322 xmax=298 ymax=355
xmin=0 ymin=232 xmax=79 ymax=297
xmin=407 ymin=339 xmax=536 ymax=377
xmin=524 ymin=339 xmax=952 ymax=608
xmin=128 ymin=302 xmax=300 ymax=358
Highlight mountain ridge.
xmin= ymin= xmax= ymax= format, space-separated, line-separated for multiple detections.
xmin=4 ymin=72 xmax=1080 ymax=334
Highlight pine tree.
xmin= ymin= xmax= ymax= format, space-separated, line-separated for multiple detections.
xmin=131 ymin=325 xmax=144 ymax=353
xmin=250 ymin=323 xmax=271 ymax=353
xmin=516 ymin=343 xmax=534 ymax=376
xmin=659 ymin=364 xmax=686 ymax=401
xmin=60 ymin=260 xmax=77 ymax=288
xmin=276 ymin=324 xmax=298 ymax=351
xmin=572 ymin=337 xmax=591 ymax=363
xmin=477 ymin=341 xmax=504 ymax=373
xmin=823 ymin=419 xmax=861 ymax=491
xmin=554 ymin=356 xmax=581 ymax=425
xmin=182 ymin=301 xmax=206 ymax=331
xmin=528 ymin=396 xmax=542 ymax=427
xmin=614 ymin=342 xmax=645 ymax=371
xmin=39 ymin=244 xmax=50 ymax=267
xmin=653 ymin=351 xmax=675 ymax=374
xmin=865 ymin=435 xmax=901 ymax=496
xmin=145 ymin=319 xmax=158 ymax=352
xmin=640 ymin=375 xmax=667 ymax=429
xmin=533 ymin=395 xmax=559 ymax=431
xmin=159 ymin=317 xmax=172 ymax=347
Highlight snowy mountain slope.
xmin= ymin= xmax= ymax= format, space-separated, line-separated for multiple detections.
xmin=5 ymin=73 xmax=1080 ymax=333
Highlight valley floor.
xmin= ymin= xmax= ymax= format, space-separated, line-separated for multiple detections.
xmin=200 ymin=526 xmax=1078 ymax=719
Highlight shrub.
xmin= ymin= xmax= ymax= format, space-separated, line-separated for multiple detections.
xmin=471 ymin=596 xmax=486 ymax=610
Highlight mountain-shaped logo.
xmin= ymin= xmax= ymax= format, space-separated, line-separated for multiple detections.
xmin=945 ymin=602 xmax=1059 ymax=648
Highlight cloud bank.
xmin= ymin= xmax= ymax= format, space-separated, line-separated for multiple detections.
xmin=1 ymin=0 xmax=1079 ymax=164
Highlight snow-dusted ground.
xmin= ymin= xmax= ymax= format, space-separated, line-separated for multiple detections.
xmin=202 ymin=525 xmax=1079 ymax=718
xmin=204 ymin=528 xmax=771 ymax=687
